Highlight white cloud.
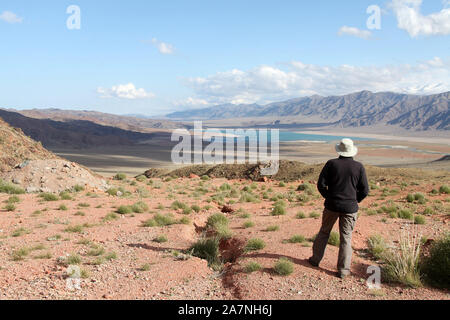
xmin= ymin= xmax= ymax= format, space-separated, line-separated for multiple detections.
xmin=151 ymin=38 xmax=174 ymax=55
xmin=173 ymin=97 xmax=210 ymax=108
xmin=97 ymin=83 xmax=155 ymax=100
xmin=183 ymin=58 xmax=450 ymax=105
xmin=390 ymin=0 xmax=450 ymax=37
xmin=338 ymin=26 xmax=372 ymax=39
xmin=0 ymin=11 xmax=23 ymax=24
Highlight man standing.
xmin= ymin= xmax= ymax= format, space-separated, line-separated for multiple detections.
xmin=308 ymin=139 xmax=369 ymax=279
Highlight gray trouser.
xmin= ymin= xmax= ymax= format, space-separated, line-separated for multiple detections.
xmin=311 ymin=208 xmax=358 ymax=274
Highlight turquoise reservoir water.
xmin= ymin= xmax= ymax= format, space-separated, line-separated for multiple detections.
xmin=205 ymin=129 xmax=372 ymax=143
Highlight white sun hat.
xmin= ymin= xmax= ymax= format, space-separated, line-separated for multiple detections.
xmin=335 ymin=138 xmax=358 ymax=157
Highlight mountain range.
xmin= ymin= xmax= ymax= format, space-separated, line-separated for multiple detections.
xmin=166 ymin=91 xmax=450 ymax=131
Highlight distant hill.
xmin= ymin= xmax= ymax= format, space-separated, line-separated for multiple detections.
xmin=0 ymin=117 xmax=58 ymax=173
xmin=0 ymin=109 xmax=167 ymax=149
xmin=167 ymin=91 xmax=449 ymax=131
xmin=9 ymin=108 xmax=184 ymax=133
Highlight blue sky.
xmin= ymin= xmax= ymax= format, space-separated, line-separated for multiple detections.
xmin=0 ymin=0 xmax=449 ymax=115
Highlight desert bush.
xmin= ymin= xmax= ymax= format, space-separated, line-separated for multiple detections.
xmin=420 ymin=233 xmax=450 ymax=289
xmin=114 ymin=173 xmax=127 ymax=181
xmin=367 ymin=234 xmax=387 ymax=260
xmin=207 ymin=213 xmax=229 ymax=229
xmin=191 ymin=204 xmax=201 ymax=213
xmin=67 ymin=254 xmax=82 ymax=265
xmin=59 ymin=204 xmax=68 ymax=211
xmin=245 ymin=238 xmax=266 ymax=251
xmin=398 ymin=209 xmax=413 ymax=220
xmin=288 ymin=235 xmax=306 ymax=243
xmin=4 ymin=203 xmax=16 ymax=211
xmin=309 ymin=212 xmax=320 ymax=219
xmin=271 ymin=203 xmax=287 ymax=216
xmin=87 ymin=245 xmax=105 ymax=257
xmin=189 ymin=237 xmax=220 ymax=267
xmin=131 ymin=201 xmax=149 ymax=213
xmin=11 ymin=247 xmax=30 ymax=261
xmin=293 ymin=212 xmax=305 ymax=219
xmin=265 ymin=225 xmax=280 ymax=232
xmin=0 ymin=180 xmax=25 ymax=194
xmin=382 ymin=229 xmax=422 ymax=288
xmin=423 ymin=207 xmax=434 ymax=215
xmin=240 ymin=192 xmax=258 ymax=203
xmin=244 ymin=261 xmax=262 ymax=273
xmin=274 ymin=258 xmax=294 ymax=276
xmin=11 ymin=227 xmax=28 ymax=237
xmin=117 ymin=205 xmax=133 ymax=215
xmin=153 ymin=235 xmax=168 ymax=243
xmin=439 ymin=185 xmax=449 ymax=194
xmin=6 ymin=195 xmax=20 ymax=203
xmin=414 ymin=215 xmax=426 ymax=225
xmin=135 ymin=175 xmax=146 ymax=182
xmin=328 ymin=231 xmax=340 ymax=246
xmin=243 ymin=221 xmax=255 ymax=229
xmin=39 ymin=193 xmax=59 ymax=201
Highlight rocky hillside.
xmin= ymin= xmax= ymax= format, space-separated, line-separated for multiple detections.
xmin=0 ymin=118 xmax=58 ymax=173
xmin=167 ymin=91 xmax=450 ymax=131
xmin=11 ymin=108 xmax=183 ymax=133
xmin=0 ymin=109 xmax=167 ymax=149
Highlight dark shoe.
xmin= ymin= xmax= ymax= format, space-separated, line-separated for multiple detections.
xmin=308 ymin=258 xmax=319 ymax=267
xmin=337 ymin=271 xmax=350 ymax=279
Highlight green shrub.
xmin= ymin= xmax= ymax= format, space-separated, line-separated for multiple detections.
xmin=153 ymin=235 xmax=168 ymax=243
xmin=309 ymin=212 xmax=320 ymax=219
xmin=398 ymin=209 xmax=413 ymax=220
xmin=265 ymin=225 xmax=280 ymax=232
xmin=39 ymin=193 xmax=59 ymax=201
xmin=67 ymin=254 xmax=82 ymax=265
xmin=245 ymin=238 xmax=266 ymax=251
xmin=6 ymin=195 xmax=20 ymax=203
xmin=271 ymin=203 xmax=287 ymax=216
xmin=423 ymin=207 xmax=434 ymax=215
xmin=414 ymin=215 xmax=426 ymax=225
xmin=189 ymin=237 xmax=220 ymax=267
xmin=367 ymin=234 xmax=387 ymax=260
xmin=381 ymin=230 xmax=422 ymax=288
xmin=73 ymin=185 xmax=85 ymax=192
xmin=59 ymin=204 xmax=68 ymax=211
xmin=414 ymin=193 xmax=425 ymax=202
xmin=328 ymin=231 xmax=340 ymax=246
xmin=135 ymin=175 xmax=146 ymax=182
xmin=11 ymin=227 xmax=28 ymax=237
xmin=207 ymin=213 xmax=229 ymax=229
xmin=131 ymin=201 xmax=149 ymax=213
xmin=244 ymin=261 xmax=262 ymax=273
xmin=439 ymin=185 xmax=450 ymax=194
xmin=117 ymin=205 xmax=133 ymax=214
xmin=103 ymin=212 xmax=119 ymax=222
xmin=191 ymin=204 xmax=201 ymax=213
xmin=274 ymin=258 xmax=294 ymax=276
xmin=288 ymin=235 xmax=306 ymax=243
xmin=0 ymin=180 xmax=25 ymax=194
xmin=420 ymin=233 xmax=450 ymax=289
xmin=11 ymin=247 xmax=30 ymax=261
xmin=114 ymin=173 xmax=127 ymax=181
xmin=243 ymin=220 xmax=255 ymax=229
xmin=78 ymin=202 xmax=90 ymax=208
xmin=4 ymin=203 xmax=16 ymax=211
xmin=153 ymin=213 xmax=177 ymax=226
xmin=296 ymin=212 xmax=306 ymax=219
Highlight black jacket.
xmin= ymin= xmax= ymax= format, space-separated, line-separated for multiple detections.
xmin=317 ymin=157 xmax=369 ymax=214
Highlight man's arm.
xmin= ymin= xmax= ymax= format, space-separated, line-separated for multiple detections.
xmin=317 ymin=162 xmax=329 ymax=199
xmin=357 ymin=165 xmax=369 ymax=203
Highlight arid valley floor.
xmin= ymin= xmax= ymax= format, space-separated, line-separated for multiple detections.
xmin=0 ymin=158 xmax=448 ymax=300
